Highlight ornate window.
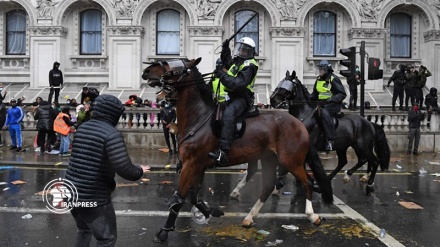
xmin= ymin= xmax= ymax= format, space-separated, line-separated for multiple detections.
xmin=234 ymin=10 xmax=259 ymax=54
xmin=80 ymin=9 xmax=102 ymax=55
xmin=6 ymin=10 xmax=26 ymax=55
xmin=313 ymin=11 xmax=336 ymax=57
xmin=390 ymin=13 xmax=411 ymax=58
xmin=156 ymin=9 xmax=180 ymax=55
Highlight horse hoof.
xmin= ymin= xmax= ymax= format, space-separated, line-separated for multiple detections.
xmin=271 ymin=188 xmax=280 ymax=195
xmin=242 ymin=219 xmax=254 ymax=227
xmin=210 ymin=208 xmax=224 ymax=217
xmin=366 ymin=185 xmax=375 ymax=196
xmin=313 ymin=216 xmax=325 ymax=226
xmin=343 ymin=174 xmax=350 ymax=183
xmin=153 ymin=229 xmax=169 ymax=243
xmin=230 ymin=191 xmax=240 ymax=199
xmin=359 ymin=175 xmax=368 ymax=183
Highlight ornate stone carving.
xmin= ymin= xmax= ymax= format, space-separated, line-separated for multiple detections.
xmin=354 ymin=0 xmax=384 ymax=21
xmin=348 ymin=28 xmax=387 ymax=39
xmin=28 ymin=26 xmax=68 ymax=37
xmin=107 ymin=26 xmax=144 ymax=37
xmin=269 ymin=27 xmax=305 ymax=37
xmin=187 ymin=26 xmax=224 ymax=36
xmin=36 ymin=0 xmax=59 ymax=18
xmin=112 ymin=0 xmax=139 ymax=18
xmin=271 ymin=0 xmax=297 ymax=19
xmin=424 ymin=30 xmax=440 ymax=42
xmin=190 ymin=0 xmax=222 ymax=19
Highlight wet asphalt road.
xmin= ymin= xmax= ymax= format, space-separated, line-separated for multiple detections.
xmin=0 ymin=149 xmax=440 ymax=246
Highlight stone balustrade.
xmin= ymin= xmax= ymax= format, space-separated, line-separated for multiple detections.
xmin=6 ymin=106 xmax=440 ymax=152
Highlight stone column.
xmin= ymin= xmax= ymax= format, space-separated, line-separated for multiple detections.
xmin=187 ymin=26 xmax=224 ymax=73
xmin=28 ymin=26 xmax=68 ymax=88
xmin=269 ymin=27 xmax=305 ymax=91
xmin=107 ymin=26 xmax=144 ymax=89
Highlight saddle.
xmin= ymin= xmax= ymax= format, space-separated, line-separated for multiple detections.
xmin=211 ymin=103 xmax=260 ymax=139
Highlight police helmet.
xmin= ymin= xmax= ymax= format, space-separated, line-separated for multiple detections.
xmin=234 ymin=37 xmax=256 ymax=59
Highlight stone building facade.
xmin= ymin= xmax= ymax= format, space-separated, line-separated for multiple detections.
xmin=1 ymin=0 xmax=440 ymax=103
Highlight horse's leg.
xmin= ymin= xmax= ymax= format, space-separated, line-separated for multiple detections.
xmin=242 ymin=156 xmax=277 ymax=227
xmin=365 ymin=153 xmax=380 ymax=196
xmin=282 ymin=154 xmax=322 ymax=225
xmin=154 ymin=161 xmax=208 ymax=243
xmin=347 ymin=149 xmax=369 ymax=182
xmin=230 ymin=160 xmax=258 ymax=199
xmin=273 ymin=165 xmax=288 ymax=194
xmin=328 ymin=149 xmax=348 ymax=181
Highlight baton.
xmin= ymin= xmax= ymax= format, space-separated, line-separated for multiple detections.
xmin=214 ymin=13 xmax=258 ymax=54
xmin=226 ymin=12 xmax=258 ymax=43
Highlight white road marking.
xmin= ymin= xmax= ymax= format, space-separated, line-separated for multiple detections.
xmin=333 ymin=196 xmax=404 ymax=247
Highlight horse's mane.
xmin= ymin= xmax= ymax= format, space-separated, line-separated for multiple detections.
xmin=293 ymin=78 xmax=312 ymax=106
xmin=191 ymin=66 xmax=215 ymax=107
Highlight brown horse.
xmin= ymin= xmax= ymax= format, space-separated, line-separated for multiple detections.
xmin=142 ymin=58 xmax=333 ymax=243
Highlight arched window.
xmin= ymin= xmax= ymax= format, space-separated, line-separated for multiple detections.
xmin=313 ymin=11 xmax=336 ymax=57
xmin=80 ymin=9 xmax=102 ymax=55
xmin=157 ymin=10 xmax=180 ymax=55
xmin=390 ymin=13 xmax=411 ymax=58
xmin=6 ymin=10 xmax=26 ymax=55
xmin=234 ymin=10 xmax=259 ymax=54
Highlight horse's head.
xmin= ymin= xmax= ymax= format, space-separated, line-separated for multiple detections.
xmin=270 ymin=70 xmax=297 ymax=108
xmin=142 ymin=58 xmax=202 ymax=87
xmin=142 ymin=58 xmax=202 ymax=100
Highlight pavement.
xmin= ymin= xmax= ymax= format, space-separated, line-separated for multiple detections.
xmin=2 ymin=146 xmax=440 ymax=246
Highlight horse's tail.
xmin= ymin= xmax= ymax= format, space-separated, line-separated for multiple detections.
xmin=306 ymin=144 xmax=333 ymax=205
xmin=372 ymin=122 xmax=391 ymax=171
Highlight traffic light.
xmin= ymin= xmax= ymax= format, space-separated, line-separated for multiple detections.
xmin=339 ymin=47 xmax=356 ymax=79
xmin=368 ymin=57 xmax=383 ymax=80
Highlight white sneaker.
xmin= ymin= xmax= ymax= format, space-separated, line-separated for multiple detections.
xmin=49 ymin=150 xmax=60 ymax=155
xmin=35 ymin=147 xmax=40 ymax=153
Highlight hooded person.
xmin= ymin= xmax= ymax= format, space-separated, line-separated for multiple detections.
xmin=48 ymin=62 xmax=63 ymax=103
xmin=65 ymin=94 xmax=150 ymax=246
xmin=387 ymin=64 xmax=407 ymax=111
xmin=425 ymin=87 xmax=438 ymax=128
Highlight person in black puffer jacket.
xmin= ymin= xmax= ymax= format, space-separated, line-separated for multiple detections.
xmin=34 ymin=101 xmax=57 ymax=153
xmin=65 ymin=94 xmax=150 ymax=246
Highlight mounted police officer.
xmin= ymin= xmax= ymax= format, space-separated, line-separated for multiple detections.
xmin=208 ymin=37 xmax=259 ymax=166
xmin=310 ymin=60 xmax=346 ymax=151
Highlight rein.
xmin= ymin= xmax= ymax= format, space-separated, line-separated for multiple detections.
xmin=160 ymin=61 xmax=216 ymax=145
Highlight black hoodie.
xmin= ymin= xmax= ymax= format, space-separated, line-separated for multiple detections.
xmin=49 ymin=62 xmax=63 ymax=87
xmin=65 ymin=94 xmax=143 ymax=206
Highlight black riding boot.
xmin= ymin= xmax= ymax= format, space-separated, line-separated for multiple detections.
xmin=208 ymin=140 xmax=230 ymax=166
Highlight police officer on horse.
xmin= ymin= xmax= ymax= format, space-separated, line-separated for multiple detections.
xmin=310 ymin=60 xmax=346 ymax=151
xmin=208 ymin=37 xmax=259 ymax=166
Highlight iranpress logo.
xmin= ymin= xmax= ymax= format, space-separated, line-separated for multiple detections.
xmin=43 ymin=178 xmax=78 ymax=214
xmin=42 ymin=178 xmax=98 ymax=214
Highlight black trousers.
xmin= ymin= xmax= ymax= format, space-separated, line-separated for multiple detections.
xmin=71 ymin=203 xmax=117 ymax=247
xmin=37 ymin=129 xmax=55 ymax=153
xmin=414 ymin=87 xmax=424 ymax=107
xmin=319 ymin=102 xmax=341 ymax=142
xmin=220 ymin=97 xmax=247 ymax=150
xmin=163 ymin=126 xmax=176 ymax=150
xmin=348 ymin=83 xmax=358 ymax=109
xmin=405 ymin=86 xmax=415 ymax=108
xmin=392 ymin=84 xmax=405 ymax=107
xmin=48 ymin=87 xmax=60 ymax=103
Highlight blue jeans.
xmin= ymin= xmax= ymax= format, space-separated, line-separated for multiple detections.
xmin=59 ymin=134 xmax=70 ymax=154
xmin=8 ymin=123 xmax=22 ymax=147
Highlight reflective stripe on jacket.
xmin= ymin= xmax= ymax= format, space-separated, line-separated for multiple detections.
xmin=54 ymin=113 xmax=70 ymax=135
xmin=212 ymin=59 xmax=258 ymax=102
xmin=316 ymin=76 xmax=334 ymax=100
